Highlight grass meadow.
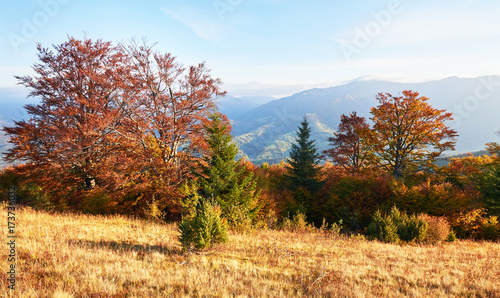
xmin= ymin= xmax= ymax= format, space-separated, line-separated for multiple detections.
xmin=1 ymin=207 xmax=500 ymax=297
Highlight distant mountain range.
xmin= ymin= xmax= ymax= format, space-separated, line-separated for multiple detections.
xmin=0 ymin=87 xmax=32 ymax=168
xmin=216 ymin=95 xmax=276 ymax=119
xmin=228 ymin=76 xmax=500 ymax=164
xmin=2 ymin=76 xmax=500 ymax=167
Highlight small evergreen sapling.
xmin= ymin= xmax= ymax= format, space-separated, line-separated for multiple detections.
xmin=367 ymin=206 xmax=428 ymax=244
xmin=178 ymin=199 xmax=228 ymax=250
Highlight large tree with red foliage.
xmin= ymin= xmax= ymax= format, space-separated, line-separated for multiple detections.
xmin=4 ymin=37 xmax=132 ymax=208
xmin=118 ymin=42 xmax=225 ymax=215
xmin=322 ymin=111 xmax=375 ymax=173
xmin=3 ymin=37 xmax=225 ymax=215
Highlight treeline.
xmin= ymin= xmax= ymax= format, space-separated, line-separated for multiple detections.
xmin=249 ymin=110 xmax=499 ymax=242
xmin=1 ymin=37 xmax=499 ymax=246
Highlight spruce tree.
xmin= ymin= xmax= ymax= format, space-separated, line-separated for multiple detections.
xmin=284 ymin=117 xmax=322 ymax=217
xmin=286 ymin=116 xmax=321 ymax=193
xmin=199 ymin=112 xmax=260 ymax=228
xmin=178 ymin=199 xmax=228 ymax=250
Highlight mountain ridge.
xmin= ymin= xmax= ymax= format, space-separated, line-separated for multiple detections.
xmin=231 ymin=75 xmax=500 ymax=164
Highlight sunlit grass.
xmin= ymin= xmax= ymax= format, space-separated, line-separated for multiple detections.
xmin=1 ymin=207 xmax=499 ymax=297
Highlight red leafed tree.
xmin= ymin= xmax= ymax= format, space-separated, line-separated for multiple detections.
xmin=3 ymin=37 xmax=225 ymax=215
xmin=322 ymin=111 xmax=375 ymax=173
xmin=370 ymin=90 xmax=458 ymax=178
xmin=119 ymin=42 xmax=225 ymax=216
xmin=3 ymin=37 xmax=132 ymax=208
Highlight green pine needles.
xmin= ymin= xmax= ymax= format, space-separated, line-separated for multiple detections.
xmin=286 ymin=117 xmax=321 ymax=192
xmin=178 ymin=199 xmax=228 ymax=250
xmin=178 ymin=112 xmax=260 ymax=250
xmin=284 ymin=116 xmax=322 ymax=216
xmin=199 ymin=113 xmax=261 ymax=229
xmin=367 ymin=206 xmax=428 ymax=244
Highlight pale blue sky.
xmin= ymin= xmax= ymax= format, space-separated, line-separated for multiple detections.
xmin=1 ymin=0 xmax=500 ymax=97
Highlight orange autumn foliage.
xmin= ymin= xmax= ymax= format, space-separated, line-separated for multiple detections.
xmin=3 ymin=37 xmax=225 ymax=218
xmin=370 ymin=90 xmax=457 ymax=178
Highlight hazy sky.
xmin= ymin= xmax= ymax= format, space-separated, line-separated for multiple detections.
xmin=1 ymin=0 xmax=500 ymax=97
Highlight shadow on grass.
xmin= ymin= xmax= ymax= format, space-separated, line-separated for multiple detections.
xmin=68 ymin=239 xmax=183 ymax=255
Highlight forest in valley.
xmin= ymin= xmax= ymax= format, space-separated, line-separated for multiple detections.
xmin=1 ymin=37 xmax=500 ymax=249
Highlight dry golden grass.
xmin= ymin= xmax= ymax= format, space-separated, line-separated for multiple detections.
xmin=1 ymin=207 xmax=500 ymax=297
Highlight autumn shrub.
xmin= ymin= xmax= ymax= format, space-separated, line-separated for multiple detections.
xmin=328 ymin=219 xmax=343 ymax=237
xmin=143 ymin=199 xmax=166 ymax=222
xmin=0 ymin=167 xmax=56 ymax=210
xmin=390 ymin=180 xmax=479 ymax=219
xmin=178 ymin=200 xmax=228 ymax=251
xmin=254 ymin=209 xmax=279 ymax=230
xmin=451 ymin=208 xmax=488 ymax=239
xmin=367 ymin=206 xmax=428 ymax=244
xmin=446 ymin=230 xmax=457 ymax=242
xmin=478 ymin=216 xmax=499 ymax=240
xmin=450 ymin=208 xmax=500 ymax=240
xmin=280 ymin=212 xmax=315 ymax=232
xmin=442 ymin=153 xmax=495 ymax=188
xmin=398 ymin=216 xmax=428 ymax=242
xmin=253 ymin=161 xmax=289 ymax=217
xmin=417 ymin=214 xmax=451 ymax=244
xmin=317 ymin=173 xmax=393 ymax=229
xmin=366 ymin=210 xmax=399 ymax=243
xmin=81 ymin=189 xmax=117 ymax=215
xmin=226 ymin=204 xmax=255 ymax=232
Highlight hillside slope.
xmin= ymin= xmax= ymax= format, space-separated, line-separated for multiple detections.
xmin=1 ymin=207 xmax=499 ymax=297
xmin=231 ymin=76 xmax=500 ymax=164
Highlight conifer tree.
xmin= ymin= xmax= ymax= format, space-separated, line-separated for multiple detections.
xmin=198 ymin=112 xmax=260 ymax=228
xmin=178 ymin=199 xmax=228 ymax=250
xmin=285 ymin=116 xmax=322 ymax=194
